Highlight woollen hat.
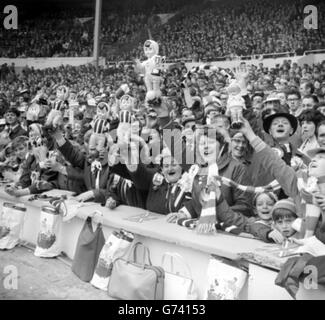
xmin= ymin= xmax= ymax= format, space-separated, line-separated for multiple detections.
xmin=271 ymin=198 xmax=297 ymax=219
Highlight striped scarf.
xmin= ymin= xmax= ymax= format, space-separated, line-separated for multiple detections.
xmin=214 ymin=176 xmax=282 ymax=194
xmin=297 ymin=172 xmax=325 ymax=238
xmin=197 ymin=164 xmax=219 ymax=227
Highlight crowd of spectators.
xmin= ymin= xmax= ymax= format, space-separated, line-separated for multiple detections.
xmin=1 ymin=0 xmax=324 ymax=61
xmin=126 ymin=0 xmax=325 ymax=62
xmin=1 ymin=51 xmax=325 ymax=257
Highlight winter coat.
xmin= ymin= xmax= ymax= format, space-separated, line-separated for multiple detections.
xmin=183 ymin=152 xmax=253 ymax=222
xmin=58 ymin=139 xmax=130 ymax=203
xmin=128 ymin=163 xmax=192 ymax=215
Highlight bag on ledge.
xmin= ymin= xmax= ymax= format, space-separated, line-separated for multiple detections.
xmin=72 ymin=216 xmax=105 ymax=282
xmin=107 ymin=242 xmax=165 ymax=300
xmin=0 ymin=202 xmax=26 ymax=250
xmin=204 ymin=256 xmax=248 ymax=300
xmin=34 ymin=205 xmax=62 ymax=258
xmin=91 ymin=229 xmax=134 ymax=291
xmin=161 ymin=252 xmax=199 ymax=300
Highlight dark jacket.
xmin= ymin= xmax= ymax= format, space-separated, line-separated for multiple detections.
xmin=245 ymin=219 xmax=274 ymax=243
xmin=16 ymin=153 xmax=58 ymax=194
xmin=105 ymin=173 xmax=145 ymax=209
xmin=8 ymin=124 xmax=28 ymax=140
xmin=56 ymin=165 xmax=87 ymax=195
xmin=183 ymin=153 xmax=253 ymax=222
xmin=58 ymin=139 xmax=130 ymax=203
xmin=128 ymin=163 xmax=192 ymax=214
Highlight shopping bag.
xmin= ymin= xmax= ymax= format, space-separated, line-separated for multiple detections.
xmin=91 ymin=229 xmax=134 ymax=291
xmin=161 ymin=252 xmax=199 ymax=300
xmin=205 ymin=256 xmax=248 ymax=300
xmin=71 ymin=216 xmax=105 ymax=282
xmin=0 ymin=202 xmax=26 ymax=250
xmin=34 ymin=205 xmax=62 ymax=258
xmin=108 ymin=242 xmax=165 ymax=300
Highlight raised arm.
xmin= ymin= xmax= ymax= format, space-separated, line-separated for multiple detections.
xmin=240 ymin=117 xmax=299 ymax=199
xmin=52 ymin=130 xmax=85 ymax=169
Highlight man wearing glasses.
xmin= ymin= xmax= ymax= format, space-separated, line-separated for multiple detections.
xmin=287 ymin=90 xmax=303 ymax=118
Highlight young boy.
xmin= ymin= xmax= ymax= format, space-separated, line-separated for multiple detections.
xmin=272 ymin=198 xmax=298 ymax=240
xmin=249 ymin=198 xmax=299 ymax=243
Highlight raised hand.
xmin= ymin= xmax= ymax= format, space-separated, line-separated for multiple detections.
xmin=166 ymin=211 xmax=188 ymax=223
xmin=268 ymin=229 xmax=285 ymax=244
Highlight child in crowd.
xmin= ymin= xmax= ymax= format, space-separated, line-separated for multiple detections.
xmin=271 ymin=198 xmax=298 ymax=239
xmin=247 ymin=197 xmax=298 ymax=243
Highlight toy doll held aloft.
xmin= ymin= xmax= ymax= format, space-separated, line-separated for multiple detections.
xmin=45 ymin=85 xmax=69 ymax=130
xmin=136 ymin=40 xmax=165 ymax=101
xmin=89 ymin=102 xmax=111 ymax=152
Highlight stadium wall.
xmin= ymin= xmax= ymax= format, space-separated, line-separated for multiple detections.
xmin=0 ymin=54 xmax=324 ymax=71
xmin=0 ymin=57 xmax=106 ymax=70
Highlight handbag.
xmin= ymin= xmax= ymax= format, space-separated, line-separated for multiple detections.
xmin=161 ymin=252 xmax=199 ymax=300
xmin=91 ymin=229 xmax=134 ymax=291
xmin=107 ymin=242 xmax=165 ymax=300
xmin=71 ymin=216 xmax=105 ymax=282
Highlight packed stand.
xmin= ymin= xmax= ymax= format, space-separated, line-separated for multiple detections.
xmin=1 ymin=0 xmax=325 ymax=60
xmin=0 ymin=51 xmax=324 ymax=248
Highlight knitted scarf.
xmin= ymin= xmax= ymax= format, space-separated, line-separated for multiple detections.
xmin=214 ymin=176 xmax=282 ymax=194
xmin=197 ymin=163 xmax=219 ymax=228
xmin=297 ymin=172 xmax=325 ymax=238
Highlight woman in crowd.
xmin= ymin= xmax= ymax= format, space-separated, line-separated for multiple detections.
xmin=229 ymin=130 xmax=251 ymax=166
xmin=166 ymin=125 xmax=253 ymax=234
xmin=298 ymin=109 xmax=325 ymax=155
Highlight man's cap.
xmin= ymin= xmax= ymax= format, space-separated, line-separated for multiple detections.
xmin=262 ymin=94 xmax=281 ymax=105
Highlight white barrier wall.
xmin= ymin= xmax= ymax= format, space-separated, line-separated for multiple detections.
xmin=0 ymin=57 xmax=106 ymax=69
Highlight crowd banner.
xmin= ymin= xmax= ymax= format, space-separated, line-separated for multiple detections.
xmin=1 ymin=188 xmax=325 ymax=300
